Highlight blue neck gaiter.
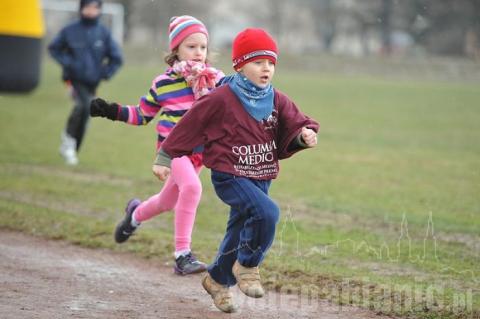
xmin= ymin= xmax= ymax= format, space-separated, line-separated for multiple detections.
xmin=226 ymin=73 xmax=274 ymax=122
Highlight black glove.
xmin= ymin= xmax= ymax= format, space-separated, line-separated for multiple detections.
xmin=90 ymin=98 xmax=120 ymax=121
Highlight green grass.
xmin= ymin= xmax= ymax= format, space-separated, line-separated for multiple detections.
xmin=1 ymin=58 xmax=479 ymax=319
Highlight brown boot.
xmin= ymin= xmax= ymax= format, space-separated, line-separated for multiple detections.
xmin=201 ymin=273 xmax=238 ymax=313
xmin=232 ymin=260 xmax=265 ymax=298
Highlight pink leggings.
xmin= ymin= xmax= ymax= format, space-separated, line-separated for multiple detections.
xmin=133 ymin=156 xmax=202 ymax=252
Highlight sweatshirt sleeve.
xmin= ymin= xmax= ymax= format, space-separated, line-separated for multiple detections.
xmin=158 ymin=92 xmax=225 ymax=159
xmin=275 ymin=90 xmax=319 ymax=159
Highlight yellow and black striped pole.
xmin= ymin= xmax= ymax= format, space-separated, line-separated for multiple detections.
xmin=0 ymin=0 xmax=45 ymax=92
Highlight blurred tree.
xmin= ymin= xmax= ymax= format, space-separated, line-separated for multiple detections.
xmin=311 ymin=0 xmax=336 ymax=52
xmin=267 ymin=0 xmax=284 ymax=40
xmin=465 ymin=0 xmax=480 ymax=59
xmin=339 ymin=0 xmax=382 ymax=56
xmin=355 ymin=0 xmax=383 ymax=56
xmin=126 ymin=0 xmax=218 ymax=49
xmin=105 ymin=0 xmax=480 ymax=58
xmin=406 ymin=0 xmax=479 ymax=56
xmin=109 ymin=0 xmax=132 ymax=40
xmin=379 ymin=0 xmax=393 ymax=54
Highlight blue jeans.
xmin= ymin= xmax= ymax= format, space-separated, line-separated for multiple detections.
xmin=208 ymin=170 xmax=280 ymax=286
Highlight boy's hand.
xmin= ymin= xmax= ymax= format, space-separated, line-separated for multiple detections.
xmin=152 ymin=164 xmax=170 ymax=181
xmin=90 ymin=98 xmax=119 ymax=121
xmin=301 ymin=127 xmax=317 ymax=147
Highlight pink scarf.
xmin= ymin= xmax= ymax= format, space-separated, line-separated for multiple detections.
xmin=173 ymin=60 xmax=222 ymax=99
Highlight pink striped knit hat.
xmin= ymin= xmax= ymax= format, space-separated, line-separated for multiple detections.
xmin=168 ymin=15 xmax=209 ymax=50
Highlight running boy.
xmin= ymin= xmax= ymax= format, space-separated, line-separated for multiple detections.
xmin=49 ymin=0 xmax=122 ymax=165
xmin=153 ymin=28 xmax=319 ymax=312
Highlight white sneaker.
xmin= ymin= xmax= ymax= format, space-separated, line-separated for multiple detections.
xmin=60 ymin=132 xmax=79 ymax=165
xmin=60 ymin=147 xmax=79 ymax=165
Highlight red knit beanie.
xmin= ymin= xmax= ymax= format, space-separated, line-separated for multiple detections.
xmin=232 ymin=28 xmax=278 ymax=71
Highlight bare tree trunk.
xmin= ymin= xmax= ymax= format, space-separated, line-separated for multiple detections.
xmin=112 ymin=0 xmax=132 ymax=41
xmin=268 ymin=0 xmax=283 ymax=46
xmin=465 ymin=0 xmax=480 ymax=60
xmin=323 ymin=0 xmax=336 ymax=51
xmin=380 ymin=0 xmax=393 ymax=55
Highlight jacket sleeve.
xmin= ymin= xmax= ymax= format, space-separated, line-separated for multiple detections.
xmin=116 ymin=77 xmax=163 ymax=125
xmin=275 ymin=90 xmax=319 ymax=159
xmin=101 ymin=31 xmax=123 ymax=80
xmin=160 ymin=93 xmax=225 ymax=159
xmin=48 ymin=28 xmax=74 ymax=69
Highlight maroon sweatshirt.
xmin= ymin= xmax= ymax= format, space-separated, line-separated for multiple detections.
xmin=158 ymin=85 xmax=319 ymax=180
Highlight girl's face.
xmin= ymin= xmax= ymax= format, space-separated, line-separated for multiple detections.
xmin=177 ymin=33 xmax=208 ymax=63
xmin=238 ymin=58 xmax=275 ymax=88
xmin=81 ymin=2 xmax=101 ymax=19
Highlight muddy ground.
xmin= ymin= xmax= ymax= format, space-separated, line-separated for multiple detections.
xmin=0 ymin=231 xmax=395 ymax=319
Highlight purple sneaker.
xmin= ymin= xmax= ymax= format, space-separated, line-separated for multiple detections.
xmin=114 ymin=198 xmax=141 ymax=243
xmin=174 ymin=252 xmax=208 ymax=275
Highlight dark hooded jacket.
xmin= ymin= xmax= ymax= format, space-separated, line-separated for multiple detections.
xmin=48 ymin=0 xmax=122 ymax=87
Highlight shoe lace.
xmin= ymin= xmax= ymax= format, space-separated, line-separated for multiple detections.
xmin=185 ymin=252 xmax=198 ymax=263
xmin=122 ymin=221 xmax=137 ymax=235
xmin=178 ymin=252 xmax=199 ymax=266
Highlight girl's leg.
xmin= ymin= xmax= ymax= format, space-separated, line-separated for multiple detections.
xmin=114 ymin=157 xmax=185 ymax=244
xmin=169 ymin=156 xmax=202 ymax=253
xmin=134 ymin=156 xmax=202 ymax=252
xmin=133 ymin=170 xmax=179 ymax=222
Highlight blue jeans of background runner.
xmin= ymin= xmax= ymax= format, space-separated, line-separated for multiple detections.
xmin=208 ymin=170 xmax=280 ymax=287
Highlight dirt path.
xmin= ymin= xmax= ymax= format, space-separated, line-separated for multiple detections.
xmin=0 ymin=231 xmax=393 ymax=319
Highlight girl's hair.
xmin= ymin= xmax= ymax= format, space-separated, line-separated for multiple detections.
xmin=163 ymin=48 xmax=213 ymax=67
xmin=164 ymin=49 xmax=179 ymax=66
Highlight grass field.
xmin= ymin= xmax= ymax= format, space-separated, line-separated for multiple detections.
xmin=1 ymin=56 xmax=479 ymax=318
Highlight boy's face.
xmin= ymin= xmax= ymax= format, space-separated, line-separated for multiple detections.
xmin=177 ymin=33 xmax=208 ymax=64
xmin=238 ymin=58 xmax=275 ymax=88
xmin=81 ymin=2 xmax=101 ymax=19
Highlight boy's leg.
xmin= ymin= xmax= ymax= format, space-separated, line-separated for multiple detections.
xmin=66 ymin=81 xmax=95 ymax=151
xmin=236 ymin=177 xmax=279 ymax=266
xmin=208 ymin=171 xmax=280 ymax=286
xmin=207 ymin=207 xmax=247 ymax=286
xmin=59 ymin=82 xmax=90 ymax=165
xmin=203 ymin=207 xmax=244 ymax=312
